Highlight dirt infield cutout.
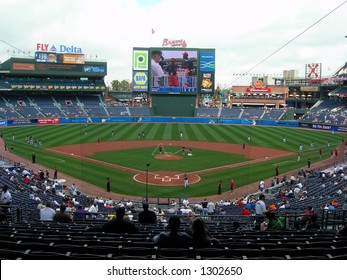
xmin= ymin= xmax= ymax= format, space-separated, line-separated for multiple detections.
xmin=46 ymin=140 xmax=295 ymax=187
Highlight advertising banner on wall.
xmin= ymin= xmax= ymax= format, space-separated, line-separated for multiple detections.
xmin=132 ymin=71 xmax=148 ymax=92
xmin=199 ymin=50 xmax=215 ymax=72
xmin=0 ymin=120 xmax=8 ymax=127
xmin=133 ymin=50 xmax=149 ymax=71
xmin=200 ymin=72 xmax=214 ymax=93
xmin=59 ymin=54 xmax=85 ymax=64
xmin=37 ymin=118 xmax=60 ymax=125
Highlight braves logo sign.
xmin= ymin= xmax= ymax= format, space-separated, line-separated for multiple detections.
xmin=162 ymin=38 xmax=187 ymax=48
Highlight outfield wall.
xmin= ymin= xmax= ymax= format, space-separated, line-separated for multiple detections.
xmin=1 ymin=117 xmax=347 ymax=132
xmin=151 ymin=95 xmax=197 ymax=117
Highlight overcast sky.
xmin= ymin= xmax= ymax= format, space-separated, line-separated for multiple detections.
xmin=0 ymin=0 xmax=346 ymax=87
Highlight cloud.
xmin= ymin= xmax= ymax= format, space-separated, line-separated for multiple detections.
xmin=0 ymin=0 xmax=346 ymax=87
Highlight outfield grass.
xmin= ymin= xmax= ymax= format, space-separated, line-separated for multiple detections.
xmin=0 ymin=123 xmax=343 ymax=198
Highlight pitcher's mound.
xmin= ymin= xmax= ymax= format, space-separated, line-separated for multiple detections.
xmin=155 ymin=154 xmax=183 ymax=160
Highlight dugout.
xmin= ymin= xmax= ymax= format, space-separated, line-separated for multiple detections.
xmin=150 ymin=94 xmax=197 ymax=116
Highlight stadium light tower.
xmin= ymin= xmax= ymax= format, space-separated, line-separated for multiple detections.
xmin=145 ymin=163 xmax=150 ymax=203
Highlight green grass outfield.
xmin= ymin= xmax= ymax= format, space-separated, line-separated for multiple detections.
xmin=1 ymin=123 xmax=344 ymax=198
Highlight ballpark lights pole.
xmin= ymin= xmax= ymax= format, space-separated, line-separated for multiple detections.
xmin=146 ymin=163 xmax=150 ymax=203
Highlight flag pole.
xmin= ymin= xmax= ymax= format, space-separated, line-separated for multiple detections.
xmin=151 ymin=28 xmax=155 ymax=47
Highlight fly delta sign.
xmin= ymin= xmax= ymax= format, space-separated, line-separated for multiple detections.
xmin=36 ymin=43 xmax=83 ymax=54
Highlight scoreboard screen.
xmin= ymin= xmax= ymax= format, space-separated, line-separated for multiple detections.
xmin=35 ymin=52 xmax=85 ymax=65
xmin=132 ymin=47 xmax=215 ymax=94
xmin=35 ymin=52 xmax=57 ymax=63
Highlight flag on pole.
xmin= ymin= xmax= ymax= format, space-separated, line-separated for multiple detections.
xmin=152 ymin=28 xmax=155 ymax=35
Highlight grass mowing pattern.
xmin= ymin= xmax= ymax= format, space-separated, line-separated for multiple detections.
xmin=0 ymin=123 xmax=343 ymax=198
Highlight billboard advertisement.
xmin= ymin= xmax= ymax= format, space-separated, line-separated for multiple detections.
xmin=58 ymin=54 xmax=85 ymax=64
xmin=199 ymin=50 xmax=215 ymax=72
xmin=37 ymin=118 xmax=60 ymax=125
xmin=132 ymin=71 xmax=148 ymax=92
xmin=35 ymin=52 xmax=57 ymax=63
xmin=200 ymin=72 xmax=214 ymax=93
xmin=133 ymin=50 xmax=149 ymax=71
xmin=12 ymin=63 xmax=35 ymax=71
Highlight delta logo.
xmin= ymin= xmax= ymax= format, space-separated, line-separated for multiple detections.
xmin=36 ymin=43 xmax=83 ymax=54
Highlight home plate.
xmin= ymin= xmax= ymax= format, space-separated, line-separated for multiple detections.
xmin=71 ymin=153 xmax=74 ymax=155
xmin=169 ymin=143 xmax=172 ymax=145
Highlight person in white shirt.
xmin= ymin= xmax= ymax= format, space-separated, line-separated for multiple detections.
xmin=182 ymin=198 xmax=189 ymax=208
xmin=0 ymin=185 xmax=12 ymax=205
xmin=255 ymin=194 xmax=266 ymax=215
xmin=207 ymin=201 xmax=215 ymax=214
xmin=258 ymin=180 xmax=265 ymax=192
xmin=88 ymin=203 xmax=98 ymax=213
xmin=40 ymin=201 xmax=56 ymax=221
xmin=151 ymin=50 xmax=164 ymax=77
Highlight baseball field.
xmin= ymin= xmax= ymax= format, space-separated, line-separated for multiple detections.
xmin=0 ymin=123 xmax=343 ymax=198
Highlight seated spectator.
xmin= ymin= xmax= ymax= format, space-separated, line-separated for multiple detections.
xmin=0 ymin=185 xmax=12 ymax=205
xmin=138 ymin=203 xmax=157 ymax=224
xmin=40 ymin=201 xmax=56 ymax=221
xmin=241 ymin=206 xmax=251 ymax=216
xmin=187 ymin=210 xmax=195 ymax=221
xmin=100 ymin=207 xmax=138 ymax=233
xmin=337 ymin=224 xmax=347 ymax=236
xmin=53 ymin=204 xmax=72 ymax=223
xmin=268 ymin=203 xmax=276 ymax=211
xmin=261 ymin=211 xmax=283 ymax=230
xmin=23 ymin=176 xmax=30 ymax=184
xmin=191 ymin=217 xmax=219 ymax=248
xmin=106 ymin=198 xmax=115 ymax=206
xmin=88 ymin=203 xmax=98 ymax=213
xmin=74 ymin=205 xmax=88 ymax=220
xmin=303 ymin=214 xmax=320 ymax=230
xmin=153 ymin=216 xmax=193 ymax=248
xmin=182 ymin=198 xmax=189 ymax=208
xmin=125 ymin=199 xmax=133 ymax=210
xmin=156 ymin=208 xmax=167 ymax=224
xmin=331 ymin=199 xmax=339 ymax=208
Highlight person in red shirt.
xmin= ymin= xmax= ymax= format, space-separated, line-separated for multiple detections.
xmin=237 ymin=199 xmax=243 ymax=206
xmin=241 ymin=206 xmax=251 ymax=216
xmin=24 ymin=176 xmax=30 ymax=184
xmin=230 ymin=179 xmax=235 ymax=194
xmin=300 ymin=206 xmax=314 ymax=227
xmin=332 ymin=199 xmax=339 ymax=208
xmin=319 ymin=148 xmax=322 ymax=158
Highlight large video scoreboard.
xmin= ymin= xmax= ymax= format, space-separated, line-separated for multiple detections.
xmin=132 ymin=47 xmax=215 ymax=94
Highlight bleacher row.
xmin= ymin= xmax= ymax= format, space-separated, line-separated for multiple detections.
xmin=0 ymin=221 xmax=346 ymax=260
xmin=299 ymin=99 xmax=347 ymax=125
xmin=1 ymin=157 xmax=347 ymax=260
xmin=0 ymin=93 xmax=151 ymax=119
xmin=196 ymin=107 xmax=281 ymax=119
xmin=1 ymin=92 xmax=347 ymax=124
